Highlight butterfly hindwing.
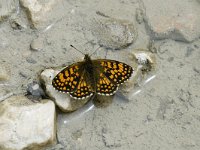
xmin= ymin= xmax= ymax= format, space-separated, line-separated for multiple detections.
xmin=96 ymin=73 xmax=118 ymax=96
xmin=93 ymin=59 xmax=133 ymax=85
xmin=52 ymin=63 xmax=82 ymax=93
xmin=69 ymin=76 xmax=94 ymax=99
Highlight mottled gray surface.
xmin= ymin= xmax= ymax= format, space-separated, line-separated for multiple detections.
xmin=0 ymin=0 xmax=200 ymax=150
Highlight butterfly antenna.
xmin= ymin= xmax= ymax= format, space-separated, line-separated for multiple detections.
xmin=89 ymin=46 xmax=102 ymax=56
xmin=70 ymin=45 xmax=85 ymax=55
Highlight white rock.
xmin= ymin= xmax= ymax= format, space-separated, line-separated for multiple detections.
xmin=143 ymin=0 xmax=200 ymax=42
xmin=40 ymin=69 xmax=89 ymax=112
xmin=0 ymin=0 xmax=18 ymax=22
xmin=0 ymin=65 xmax=10 ymax=81
xmin=20 ymin=0 xmax=57 ymax=27
xmin=0 ymin=95 xmax=56 ymax=150
xmin=133 ymin=49 xmax=156 ymax=71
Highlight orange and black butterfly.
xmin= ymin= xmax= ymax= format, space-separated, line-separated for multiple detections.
xmin=52 ymin=46 xmax=133 ymax=99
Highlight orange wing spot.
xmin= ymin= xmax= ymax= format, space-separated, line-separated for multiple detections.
xmin=56 ymin=80 xmax=59 ymax=83
xmin=59 ymin=73 xmax=65 ymax=82
xmin=109 ymin=75 xmax=114 ymax=79
xmin=72 ymin=85 xmax=75 ymax=89
xmin=70 ymin=77 xmax=74 ymax=82
xmin=83 ymin=82 xmax=86 ymax=86
xmin=69 ymin=82 xmax=72 ymax=86
xmin=75 ymin=66 xmax=79 ymax=69
xmin=121 ymin=77 xmax=124 ymax=80
xmin=118 ymin=63 xmax=124 ymax=68
xmin=100 ymin=80 xmax=103 ymax=84
xmin=75 ymin=72 xmax=79 ymax=76
xmin=114 ymin=69 xmax=118 ymax=73
xmin=63 ymin=87 xmax=66 ymax=90
xmin=107 ymin=62 xmax=112 ymax=68
xmin=113 ymin=64 xmax=117 ymax=69
xmin=119 ymin=68 xmax=123 ymax=72
xmin=73 ymin=81 xmax=77 ymax=85
xmin=111 ymin=70 xmax=115 ymax=74
xmin=70 ymin=68 xmax=74 ymax=74
xmin=65 ymin=71 xmax=69 ymax=77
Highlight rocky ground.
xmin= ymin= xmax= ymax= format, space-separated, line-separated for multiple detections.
xmin=0 ymin=0 xmax=200 ymax=150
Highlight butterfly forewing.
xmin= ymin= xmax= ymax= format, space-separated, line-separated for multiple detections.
xmin=52 ymin=63 xmax=82 ymax=93
xmin=93 ymin=59 xmax=133 ymax=85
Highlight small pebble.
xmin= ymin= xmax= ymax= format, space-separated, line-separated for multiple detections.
xmin=136 ymin=8 xmax=144 ymax=24
xmin=26 ymin=57 xmax=37 ymax=64
xmin=30 ymin=37 xmax=44 ymax=51
xmin=27 ymin=81 xmax=45 ymax=98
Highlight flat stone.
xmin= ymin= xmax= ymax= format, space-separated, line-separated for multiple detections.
xmin=40 ymin=69 xmax=89 ymax=112
xmin=0 ymin=0 xmax=18 ymax=22
xmin=20 ymin=0 xmax=57 ymax=28
xmin=0 ymin=65 xmax=10 ymax=81
xmin=143 ymin=0 xmax=200 ymax=42
xmin=92 ymin=18 xmax=137 ymax=49
xmin=30 ymin=36 xmax=44 ymax=51
xmin=0 ymin=95 xmax=56 ymax=150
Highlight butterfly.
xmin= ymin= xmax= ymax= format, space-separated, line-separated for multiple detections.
xmin=52 ymin=47 xmax=134 ymax=99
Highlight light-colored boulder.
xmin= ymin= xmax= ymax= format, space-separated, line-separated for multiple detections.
xmin=0 ymin=95 xmax=56 ymax=150
xmin=20 ymin=0 xmax=58 ymax=28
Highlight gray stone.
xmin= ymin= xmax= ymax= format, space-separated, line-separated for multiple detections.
xmin=136 ymin=8 xmax=144 ymax=24
xmin=27 ymin=81 xmax=45 ymax=98
xmin=0 ymin=95 xmax=56 ymax=150
xmin=143 ymin=0 xmax=200 ymax=42
xmin=92 ymin=18 xmax=137 ymax=49
xmin=30 ymin=36 xmax=44 ymax=51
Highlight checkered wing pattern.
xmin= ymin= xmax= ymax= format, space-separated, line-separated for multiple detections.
xmin=94 ymin=59 xmax=133 ymax=85
xmin=52 ymin=63 xmax=82 ymax=93
xmin=69 ymin=76 xmax=94 ymax=99
xmin=96 ymin=73 xmax=118 ymax=95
